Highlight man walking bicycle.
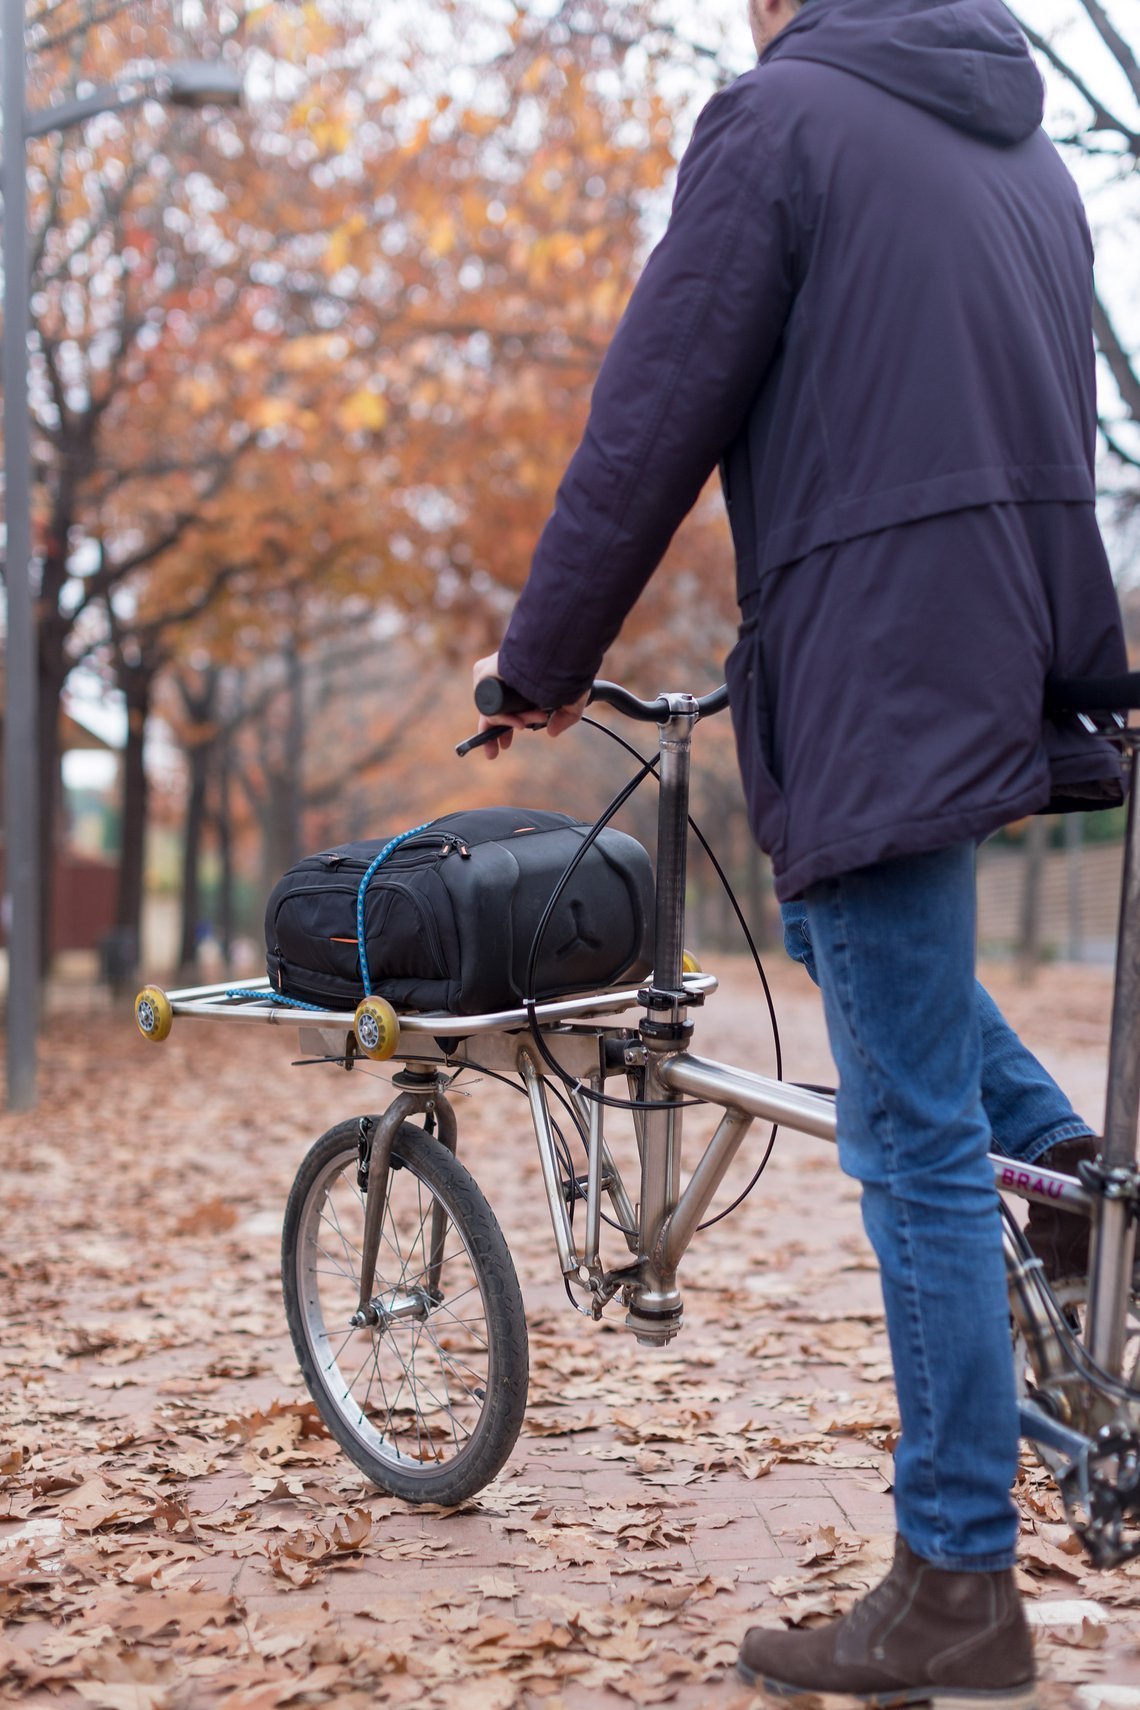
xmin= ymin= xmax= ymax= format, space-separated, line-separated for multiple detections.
xmin=474 ymin=0 xmax=1127 ymax=1699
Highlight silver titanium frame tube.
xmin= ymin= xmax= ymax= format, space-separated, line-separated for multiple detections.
xmin=665 ymin=1056 xmax=1095 ymax=1209
xmin=658 ymin=1108 xmax=754 ymax=1271
xmin=168 ymin=972 xmax=718 ymax=1030
xmin=636 ymin=1054 xmax=683 ymax=1285
xmin=583 ymin=1076 xmax=604 ymax=1271
xmin=576 ymin=1086 xmax=639 ymax=1251
xmin=1086 ymin=748 xmax=1140 ymax=1373
xmin=631 ymin=703 xmax=700 ymax=1316
xmin=521 ymin=1055 xmax=579 ymax=1276
xmin=1101 ymin=757 xmax=1140 ymax=1173
xmin=992 ymin=1158 xmax=1094 ymax=1214
xmin=660 ymin=1053 xmax=839 ymax=1139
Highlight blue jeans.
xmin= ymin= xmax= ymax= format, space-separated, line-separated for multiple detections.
xmin=783 ymin=844 xmax=1093 ymax=1569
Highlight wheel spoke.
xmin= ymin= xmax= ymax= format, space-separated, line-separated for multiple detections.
xmin=322 ymin=1192 xmax=363 ymax=1270
xmin=429 ymin=1296 xmax=490 ymax=1350
xmin=424 ymin=1335 xmax=490 ymax=1390
xmin=321 ymin=1321 xmax=358 ymax=1370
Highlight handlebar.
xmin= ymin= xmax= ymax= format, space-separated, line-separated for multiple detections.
xmin=459 ymin=678 xmax=729 ymax=756
xmin=589 ymin=680 xmax=731 ymax=722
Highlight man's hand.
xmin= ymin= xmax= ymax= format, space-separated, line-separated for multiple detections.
xmin=472 ymin=653 xmax=589 ymax=761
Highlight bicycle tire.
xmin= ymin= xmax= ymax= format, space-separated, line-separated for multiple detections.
xmin=282 ymin=1118 xmax=529 ymax=1503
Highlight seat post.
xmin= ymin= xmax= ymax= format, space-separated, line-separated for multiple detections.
xmin=1086 ymin=732 xmax=1140 ymax=1372
xmin=1100 ymin=734 xmax=1140 ymax=1171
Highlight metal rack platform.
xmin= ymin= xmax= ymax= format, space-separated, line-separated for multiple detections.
xmin=143 ymin=972 xmax=718 ymax=1041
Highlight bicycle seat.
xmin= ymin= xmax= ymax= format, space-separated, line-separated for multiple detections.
xmin=1048 ymin=673 xmax=1140 ymax=714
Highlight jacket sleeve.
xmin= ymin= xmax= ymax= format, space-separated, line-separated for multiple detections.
xmin=497 ymin=76 xmax=795 ymax=708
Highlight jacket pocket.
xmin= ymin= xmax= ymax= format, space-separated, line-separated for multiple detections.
xmin=724 ymin=621 xmax=787 ymax=862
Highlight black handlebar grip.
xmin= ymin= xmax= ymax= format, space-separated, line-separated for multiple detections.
xmin=474 ymin=677 xmax=542 ymax=717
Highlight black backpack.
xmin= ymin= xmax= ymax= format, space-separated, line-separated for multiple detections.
xmin=265 ymin=806 xmax=655 ymax=1015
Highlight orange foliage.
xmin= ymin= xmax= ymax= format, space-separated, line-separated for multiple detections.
xmin=21 ymin=0 xmax=742 ymax=925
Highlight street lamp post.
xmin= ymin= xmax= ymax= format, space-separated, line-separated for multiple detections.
xmin=2 ymin=0 xmax=39 ymax=1113
xmin=1 ymin=0 xmax=241 ymax=1110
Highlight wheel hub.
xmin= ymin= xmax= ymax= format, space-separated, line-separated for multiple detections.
xmin=350 ymin=1286 xmax=436 ymax=1330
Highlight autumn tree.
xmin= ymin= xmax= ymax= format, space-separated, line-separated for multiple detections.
xmin=10 ymin=0 xmax=692 ymax=968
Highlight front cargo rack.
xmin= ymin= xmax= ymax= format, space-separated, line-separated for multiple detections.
xmin=133 ymin=973 xmax=719 ymax=1069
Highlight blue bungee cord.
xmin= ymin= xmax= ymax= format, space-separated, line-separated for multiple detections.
xmin=227 ymin=820 xmax=433 ymax=1013
xmin=225 ymin=987 xmax=330 ymax=1011
xmin=356 ymin=822 xmax=432 ymax=995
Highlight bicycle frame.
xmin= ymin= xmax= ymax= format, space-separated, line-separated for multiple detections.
xmin=148 ymin=691 xmax=1140 ymax=1560
xmin=308 ymin=698 xmax=1140 ymax=1368
xmin=278 ymin=698 xmax=1140 ymax=1363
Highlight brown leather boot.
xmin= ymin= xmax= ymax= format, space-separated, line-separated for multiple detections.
xmin=1023 ymin=1134 xmax=1098 ymax=1283
xmin=737 ymin=1536 xmax=1036 ymax=1706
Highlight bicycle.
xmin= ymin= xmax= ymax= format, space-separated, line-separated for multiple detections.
xmin=135 ymin=672 xmax=1140 ymax=1560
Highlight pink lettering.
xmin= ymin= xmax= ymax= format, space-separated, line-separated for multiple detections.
xmin=999 ymin=1165 xmax=1065 ymax=1200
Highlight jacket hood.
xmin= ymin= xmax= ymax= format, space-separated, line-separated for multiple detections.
xmin=763 ymin=0 xmax=1044 ymax=144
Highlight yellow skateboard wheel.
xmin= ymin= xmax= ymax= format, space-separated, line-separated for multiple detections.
xmin=681 ymin=949 xmax=702 ymax=975
xmin=354 ymin=996 xmax=400 ymax=1061
xmin=135 ymin=985 xmax=173 ymax=1043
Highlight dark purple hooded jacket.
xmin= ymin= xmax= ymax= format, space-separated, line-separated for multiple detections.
xmin=496 ymin=0 xmax=1126 ymax=899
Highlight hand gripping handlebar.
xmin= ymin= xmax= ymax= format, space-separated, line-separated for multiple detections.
xmin=459 ymin=678 xmax=729 ymax=755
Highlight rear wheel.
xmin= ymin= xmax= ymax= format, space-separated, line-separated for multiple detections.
xmin=282 ymin=1118 xmax=528 ymax=1503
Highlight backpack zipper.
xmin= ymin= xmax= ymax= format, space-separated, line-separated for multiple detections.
xmin=320 ymin=833 xmax=469 ymax=870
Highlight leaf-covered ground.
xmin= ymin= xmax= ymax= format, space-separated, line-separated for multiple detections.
xmin=2 ymin=957 xmax=1138 ymax=1708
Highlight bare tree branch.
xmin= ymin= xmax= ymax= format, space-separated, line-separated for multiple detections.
xmin=1101 ymin=424 xmax=1140 ymax=472
xmin=1092 ymin=288 xmax=1140 ymax=424
xmin=1080 ymin=0 xmax=1140 ymax=109
xmin=1012 ymin=13 xmax=1140 ymax=153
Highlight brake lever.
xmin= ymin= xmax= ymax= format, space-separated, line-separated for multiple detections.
xmin=455 ymin=724 xmax=509 ymax=757
xmin=455 ymin=716 xmax=551 ymax=759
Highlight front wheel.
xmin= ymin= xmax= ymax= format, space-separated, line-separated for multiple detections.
xmin=282 ymin=1118 xmax=529 ymax=1504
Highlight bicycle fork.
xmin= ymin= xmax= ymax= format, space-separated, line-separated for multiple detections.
xmin=352 ymin=1073 xmax=457 ymax=1326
